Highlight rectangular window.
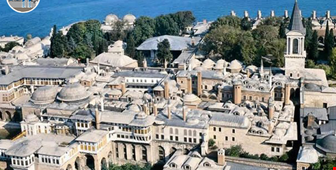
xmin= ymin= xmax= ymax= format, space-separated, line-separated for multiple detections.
xmin=219 ymin=128 xmax=221 ymax=132
xmin=214 ymin=135 xmax=216 ymax=139
xmin=271 ymin=147 xmax=275 ymax=152
xmin=232 ymin=129 xmax=235 ymax=133
xmin=184 ymin=137 xmax=187 ymax=142
xmin=170 ymin=136 xmax=173 ymax=141
xmin=161 ymin=135 xmax=164 ymax=139
xmin=213 ymin=127 xmax=216 ymax=131
xmin=156 ymin=134 xmax=159 ymax=139
xmin=225 ymin=136 xmax=228 ymax=141
xmin=276 ymin=148 xmax=280 ymax=152
xmin=175 ymin=136 xmax=179 ymax=141
xmin=232 ymin=137 xmax=235 ymax=141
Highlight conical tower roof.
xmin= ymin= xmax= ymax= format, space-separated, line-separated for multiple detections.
xmin=288 ymin=0 xmax=306 ymax=35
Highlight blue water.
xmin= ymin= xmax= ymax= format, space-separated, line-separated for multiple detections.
xmin=0 ymin=0 xmax=335 ymax=37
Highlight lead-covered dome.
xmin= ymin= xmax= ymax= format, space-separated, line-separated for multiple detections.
xmin=105 ymin=14 xmax=119 ymax=26
xmin=57 ymin=83 xmax=90 ymax=102
xmin=31 ymin=86 xmax=57 ymax=105
xmin=317 ymin=134 xmax=336 ymax=153
xmin=123 ymin=14 xmax=136 ymax=24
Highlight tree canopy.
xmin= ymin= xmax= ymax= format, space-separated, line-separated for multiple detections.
xmin=156 ymin=39 xmax=173 ymax=65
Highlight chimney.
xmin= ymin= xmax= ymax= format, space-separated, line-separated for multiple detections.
xmin=326 ymin=10 xmax=331 ymax=19
xmin=164 ymin=81 xmax=169 ymax=100
xmin=307 ymin=114 xmax=316 ymax=128
xmin=244 ymin=11 xmax=249 ymax=18
xmin=268 ymin=122 xmax=274 ymax=134
xmin=97 ymin=62 xmax=101 ymax=75
xmin=164 ymin=59 xmax=167 ymax=69
xmin=142 ymin=104 xmax=149 ymax=115
xmin=183 ymin=106 xmax=188 ymax=121
xmin=203 ymin=19 xmax=207 ymax=24
xmin=121 ymin=82 xmax=126 ymax=95
xmin=312 ymin=10 xmax=317 ymax=20
xmin=230 ymin=11 xmax=236 ymax=17
xmin=233 ymin=81 xmax=242 ymax=105
xmin=86 ymin=58 xmax=90 ymax=67
xmin=197 ymin=71 xmax=202 ymax=96
xmin=217 ymin=149 xmax=226 ymax=166
xmin=257 ymin=10 xmax=262 ymax=19
xmin=246 ymin=69 xmax=251 ymax=78
xmin=187 ymin=76 xmax=192 ymax=94
xmin=143 ymin=58 xmax=147 ymax=68
xmin=191 ymin=37 xmax=195 ymax=46
xmin=153 ymin=103 xmax=158 ymax=116
xmin=284 ymin=83 xmax=291 ymax=105
xmin=167 ymin=104 xmax=171 ymax=120
xmin=268 ymin=97 xmax=274 ymax=120
xmin=100 ymin=97 xmax=104 ymax=112
xmin=270 ymin=10 xmax=275 ymax=17
xmin=95 ymin=107 xmax=100 ymax=130
xmin=284 ymin=10 xmax=288 ymax=18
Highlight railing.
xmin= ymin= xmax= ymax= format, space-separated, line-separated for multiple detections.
xmin=11 ymin=130 xmax=26 ymax=141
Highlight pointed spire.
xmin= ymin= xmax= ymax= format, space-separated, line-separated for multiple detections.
xmin=288 ymin=0 xmax=306 ymax=34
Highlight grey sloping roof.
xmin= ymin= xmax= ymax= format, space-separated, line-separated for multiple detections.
xmin=302 ymin=107 xmax=328 ymax=121
xmin=0 ymin=66 xmax=83 ymax=85
xmin=328 ymin=106 xmax=336 ymax=120
xmin=227 ymin=162 xmax=267 ymax=170
xmin=288 ymin=1 xmax=306 ymax=34
xmin=137 ymin=35 xmax=199 ymax=51
xmin=76 ymin=130 xmax=108 ymax=143
xmin=6 ymin=139 xmax=42 ymax=157
xmin=173 ymin=48 xmax=196 ymax=64
xmin=37 ymin=145 xmax=74 ymax=157
xmin=209 ymin=112 xmax=250 ymax=128
xmin=320 ymin=121 xmax=336 ymax=134
xmin=113 ymin=70 xmax=166 ymax=79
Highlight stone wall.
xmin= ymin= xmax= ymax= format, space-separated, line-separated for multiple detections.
xmin=226 ymin=156 xmax=294 ymax=170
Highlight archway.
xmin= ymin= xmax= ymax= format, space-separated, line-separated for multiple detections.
xmin=158 ymin=146 xmax=165 ymax=161
xmin=101 ymin=157 xmax=108 ymax=169
xmin=66 ymin=164 xmax=73 ymax=170
xmin=5 ymin=111 xmax=11 ymax=121
xmin=85 ymin=155 xmax=95 ymax=170
xmin=293 ymin=39 xmax=299 ymax=54
xmin=75 ymin=157 xmax=81 ymax=170
xmin=108 ymin=151 xmax=113 ymax=165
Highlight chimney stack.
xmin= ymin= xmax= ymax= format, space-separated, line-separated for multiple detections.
xmin=268 ymin=97 xmax=274 ymax=120
xmin=326 ymin=10 xmax=331 ymax=19
xmin=153 ymin=103 xmax=158 ymax=116
xmin=270 ymin=10 xmax=275 ymax=17
xmin=164 ymin=81 xmax=169 ymax=100
xmin=95 ymin=106 xmax=100 ymax=130
xmin=203 ymin=19 xmax=207 ymax=24
xmin=312 ymin=10 xmax=317 ymax=20
xmin=142 ymin=104 xmax=149 ymax=115
xmin=187 ymin=76 xmax=192 ymax=94
xmin=284 ymin=10 xmax=288 ymax=18
xmin=167 ymin=104 xmax=171 ymax=120
xmin=100 ymin=96 xmax=104 ymax=112
xmin=230 ymin=11 xmax=236 ymax=17
xmin=257 ymin=10 xmax=262 ymax=19
xmin=121 ymin=82 xmax=126 ymax=95
xmin=143 ymin=58 xmax=147 ymax=68
xmin=183 ymin=106 xmax=188 ymax=121
xmin=284 ymin=83 xmax=291 ymax=105
xmin=268 ymin=122 xmax=274 ymax=134
xmin=217 ymin=149 xmax=226 ymax=166
xmin=197 ymin=71 xmax=202 ymax=96
xmin=233 ymin=81 xmax=242 ymax=105
xmin=244 ymin=11 xmax=249 ymax=18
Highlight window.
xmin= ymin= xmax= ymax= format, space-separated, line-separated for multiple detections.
xmin=219 ymin=128 xmax=221 ymax=132
xmin=293 ymin=39 xmax=299 ymax=54
xmin=225 ymin=136 xmax=228 ymax=141
xmin=276 ymin=147 xmax=280 ymax=152
xmin=232 ymin=137 xmax=235 ymax=141
xmin=213 ymin=127 xmax=216 ymax=131
xmin=170 ymin=136 xmax=173 ymax=141
xmin=156 ymin=134 xmax=159 ymax=139
xmin=161 ymin=135 xmax=164 ymax=139
xmin=184 ymin=137 xmax=187 ymax=142
xmin=175 ymin=136 xmax=179 ymax=141
xmin=232 ymin=129 xmax=235 ymax=133
xmin=214 ymin=135 xmax=216 ymax=139
xmin=271 ymin=147 xmax=275 ymax=152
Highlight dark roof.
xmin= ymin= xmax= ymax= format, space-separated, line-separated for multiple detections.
xmin=288 ymin=1 xmax=306 ymax=34
xmin=328 ymin=106 xmax=336 ymax=120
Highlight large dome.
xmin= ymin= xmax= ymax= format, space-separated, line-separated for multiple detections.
xmin=105 ymin=14 xmax=119 ymax=25
xmin=31 ymin=86 xmax=57 ymax=105
xmin=57 ymin=83 xmax=90 ymax=102
xmin=317 ymin=134 xmax=336 ymax=153
xmin=229 ymin=59 xmax=242 ymax=70
xmin=123 ymin=14 xmax=136 ymax=24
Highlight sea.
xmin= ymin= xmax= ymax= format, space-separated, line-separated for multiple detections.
xmin=0 ymin=0 xmax=335 ymax=38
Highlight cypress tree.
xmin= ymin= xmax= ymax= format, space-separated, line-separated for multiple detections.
xmin=324 ymin=21 xmax=331 ymax=60
xmin=308 ymin=30 xmax=319 ymax=61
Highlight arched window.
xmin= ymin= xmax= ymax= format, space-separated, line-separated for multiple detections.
xmin=293 ymin=39 xmax=299 ymax=54
xmin=158 ymin=146 xmax=165 ymax=160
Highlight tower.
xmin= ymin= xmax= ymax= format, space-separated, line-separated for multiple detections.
xmin=233 ymin=81 xmax=242 ymax=104
xmin=285 ymin=1 xmax=306 ymax=79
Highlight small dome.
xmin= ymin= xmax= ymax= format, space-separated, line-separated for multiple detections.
xmin=57 ymin=83 xmax=90 ymax=102
xmin=183 ymin=94 xmax=201 ymax=103
xmin=202 ymin=59 xmax=215 ymax=69
xmin=31 ymin=86 xmax=57 ymax=105
xmin=11 ymin=46 xmax=25 ymax=53
xmin=123 ymin=14 xmax=136 ymax=24
xmin=105 ymin=14 xmax=119 ymax=25
xmin=153 ymin=85 xmax=164 ymax=91
xmin=135 ymin=111 xmax=147 ymax=119
xmin=318 ymin=134 xmax=336 ymax=153
xmin=304 ymin=83 xmax=321 ymax=91
xmin=108 ymin=89 xmax=122 ymax=96
xmin=25 ymin=114 xmax=39 ymax=123
xmin=229 ymin=60 xmax=242 ymax=70
xmin=128 ymin=104 xmax=141 ymax=112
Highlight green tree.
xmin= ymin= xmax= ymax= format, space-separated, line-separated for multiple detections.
xmin=307 ymin=30 xmax=319 ymax=61
xmin=125 ymin=34 xmax=136 ymax=59
xmin=170 ymin=11 xmax=195 ymax=32
xmin=324 ymin=22 xmax=332 ymax=60
xmin=210 ymin=16 xmax=241 ymax=30
xmin=156 ymin=39 xmax=173 ymax=65
xmin=26 ymin=34 xmax=32 ymax=42
xmin=241 ymin=17 xmax=252 ymax=31
xmin=208 ymin=139 xmax=215 ymax=147
xmin=226 ymin=145 xmax=243 ymax=157
xmin=72 ymin=44 xmax=94 ymax=62
xmin=50 ymin=31 xmax=68 ymax=58
xmin=262 ymin=17 xmax=283 ymax=27
xmin=155 ymin=15 xmax=179 ymax=36
xmin=0 ymin=42 xmax=21 ymax=52
xmin=132 ymin=16 xmax=156 ymax=46
xmin=330 ymin=48 xmax=336 ymax=79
